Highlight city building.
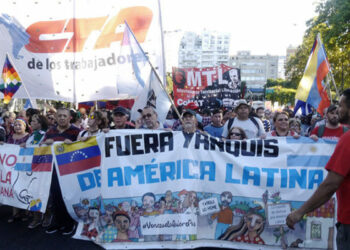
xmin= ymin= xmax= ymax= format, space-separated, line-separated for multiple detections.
xmin=178 ymin=30 xmax=230 ymax=68
xmin=163 ymin=29 xmax=183 ymax=72
xmin=278 ymin=56 xmax=286 ymax=79
xmin=229 ymin=51 xmax=279 ymax=99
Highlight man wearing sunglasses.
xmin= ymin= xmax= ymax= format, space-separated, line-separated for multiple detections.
xmin=136 ymin=106 xmax=170 ymax=130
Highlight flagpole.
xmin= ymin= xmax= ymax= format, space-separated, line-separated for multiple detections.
xmin=7 ymin=53 xmax=36 ymax=109
xmin=317 ymin=34 xmax=340 ymax=100
xmin=124 ymin=21 xmax=183 ymax=123
xmin=157 ymin=0 xmax=167 ymax=86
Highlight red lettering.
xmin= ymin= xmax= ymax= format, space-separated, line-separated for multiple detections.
xmin=0 ymin=170 xmax=11 ymax=184
xmin=64 ymin=16 xmax=108 ymax=52
xmin=0 ymin=154 xmax=5 ymax=165
xmin=26 ymin=20 xmax=68 ymax=53
xmin=0 ymin=186 xmax=14 ymax=198
xmin=0 ymin=154 xmax=17 ymax=167
xmin=94 ymin=6 xmax=153 ymax=49
xmin=5 ymin=155 xmax=16 ymax=167
xmin=25 ymin=6 xmax=153 ymax=53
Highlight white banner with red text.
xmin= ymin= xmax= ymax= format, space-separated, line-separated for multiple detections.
xmin=0 ymin=0 xmax=164 ymax=102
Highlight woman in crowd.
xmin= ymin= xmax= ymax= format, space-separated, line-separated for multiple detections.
xmin=22 ymin=114 xmax=50 ymax=229
xmin=77 ymin=110 xmax=109 ymax=141
xmin=289 ymin=118 xmax=301 ymax=135
xmin=1 ymin=112 xmax=16 ymax=140
xmin=267 ymin=111 xmax=299 ymax=137
xmin=46 ymin=112 xmax=57 ymax=128
xmin=5 ymin=118 xmax=31 ymax=223
xmin=227 ymin=126 xmax=247 ymax=140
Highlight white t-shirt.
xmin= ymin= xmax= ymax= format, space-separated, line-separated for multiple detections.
xmin=222 ymin=117 xmax=266 ymax=139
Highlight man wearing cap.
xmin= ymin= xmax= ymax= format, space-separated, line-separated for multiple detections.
xmin=182 ymin=109 xmax=200 ymax=134
xmin=310 ymin=104 xmax=348 ymax=141
xmin=111 ymin=106 xmax=134 ymax=129
xmin=222 ymin=99 xmax=265 ymax=139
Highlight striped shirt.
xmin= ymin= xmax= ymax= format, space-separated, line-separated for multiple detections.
xmin=43 ymin=124 xmax=80 ymax=142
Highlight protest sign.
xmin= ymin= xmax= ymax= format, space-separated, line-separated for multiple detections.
xmin=172 ymin=64 xmax=241 ymax=109
xmin=0 ymin=144 xmax=53 ymax=212
xmin=54 ymin=131 xmax=336 ymax=249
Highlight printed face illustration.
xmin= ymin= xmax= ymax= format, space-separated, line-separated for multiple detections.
xmin=143 ymin=195 xmax=155 ymax=210
xmin=220 ymin=193 xmax=232 ymax=207
xmin=114 ymin=215 xmax=130 ymax=233
xmin=245 ymin=214 xmax=264 ymax=233
xmin=229 ymin=69 xmax=239 ymax=84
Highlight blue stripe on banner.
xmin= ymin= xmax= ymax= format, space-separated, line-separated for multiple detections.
xmin=56 ymin=145 xmax=101 ymax=166
xmin=15 ymin=163 xmax=32 ymax=171
xmin=19 ymin=147 xmax=35 ymax=155
xmin=286 ymin=137 xmax=337 ymax=144
xmin=287 ymin=155 xmax=330 ymax=167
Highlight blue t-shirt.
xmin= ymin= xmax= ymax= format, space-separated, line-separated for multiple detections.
xmin=204 ymin=124 xmax=224 ymax=138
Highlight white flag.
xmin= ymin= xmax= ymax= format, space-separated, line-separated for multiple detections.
xmin=130 ymin=69 xmax=171 ymax=124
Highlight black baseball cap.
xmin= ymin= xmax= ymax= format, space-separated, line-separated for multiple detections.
xmin=113 ymin=106 xmax=129 ymax=116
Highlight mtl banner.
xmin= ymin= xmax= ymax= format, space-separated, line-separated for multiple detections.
xmin=0 ymin=0 xmax=164 ymax=102
xmin=0 ymin=144 xmax=53 ymax=213
xmin=172 ymin=64 xmax=241 ymax=109
xmin=54 ymin=131 xmax=337 ymax=249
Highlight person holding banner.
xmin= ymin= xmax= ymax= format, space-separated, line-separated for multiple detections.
xmin=77 ymin=110 xmax=108 ymax=141
xmin=22 ymin=114 xmax=49 ymax=229
xmin=110 ymin=107 xmax=134 ymax=130
xmin=266 ymin=111 xmax=299 ymax=137
xmin=136 ymin=106 xmax=171 ymax=130
xmin=4 ymin=118 xmax=31 ymax=223
xmin=286 ymin=89 xmax=350 ymax=250
xmin=41 ymin=107 xmax=80 ymax=235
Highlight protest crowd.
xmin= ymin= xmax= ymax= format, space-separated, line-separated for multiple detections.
xmin=0 ymin=87 xmax=350 ymax=249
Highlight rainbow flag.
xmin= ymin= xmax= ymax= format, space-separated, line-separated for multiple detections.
xmin=54 ymin=137 xmax=101 ymax=176
xmin=295 ymin=34 xmax=330 ymax=115
xmin=0 ymin=54 xmax=22 ymax=104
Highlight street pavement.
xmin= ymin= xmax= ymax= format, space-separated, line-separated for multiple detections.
xmin=0 ymin=204 xmax=103 ymax=250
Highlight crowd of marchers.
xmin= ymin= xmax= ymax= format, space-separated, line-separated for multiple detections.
xmin=0 ymin=89 xmax=350 ymax=248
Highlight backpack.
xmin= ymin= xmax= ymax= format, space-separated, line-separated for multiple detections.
xmin=227 ymin=117 xmax=260 ymax=133
xmin=317 ymin=124 xmax=349 ymax=137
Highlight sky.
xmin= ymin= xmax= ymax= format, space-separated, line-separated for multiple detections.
xmin=161 ymin=0 xmax=320 ymax=56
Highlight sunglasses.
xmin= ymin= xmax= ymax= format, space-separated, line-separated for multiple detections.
xmin=230 ymin=132 xmax=242 ymax=137
xmin=142 ymin=113 xmax=153 ymax=119
xmin=47 ymin=116 xmax=55 ymax=120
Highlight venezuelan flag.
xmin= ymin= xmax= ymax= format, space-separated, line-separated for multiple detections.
xmin=32 ymin=146 xmax=53 ymax=172
xmin=0 ymin=54 xmax=22 ymax=104
xmin=54 ymin=137 xmax=101 ymax=176
xmin=295 ymin=34 xmax=330 ymax=115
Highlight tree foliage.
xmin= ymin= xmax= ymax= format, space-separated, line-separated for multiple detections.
xmin=285 ymin=0 xmax=350 ymax=95
xmin=265 ymin=86 xmax=296 ymax=106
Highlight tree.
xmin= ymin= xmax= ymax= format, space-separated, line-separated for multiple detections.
xmin=285 ymin=0 xmax=350 ymax=94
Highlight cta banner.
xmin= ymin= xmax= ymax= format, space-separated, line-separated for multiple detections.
xmin=0 ymin=144 xmax=53 ymax=213
xmin=0 ymin=0 xmax=163 ymax=102
xmin=55 ymin=131 xmax=337 ymax=249
xmin=172 ymin=64 xmax=241 ymax=109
